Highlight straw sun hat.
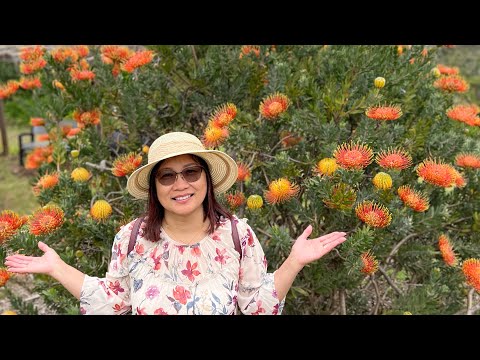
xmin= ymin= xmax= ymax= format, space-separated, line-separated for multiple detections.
xmin=127 ymin=132 xmax=238 ymax=200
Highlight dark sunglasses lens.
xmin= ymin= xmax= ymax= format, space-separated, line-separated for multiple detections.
xmin=182 ymin=167 xmax=202 ymax=182
xmin=158 ymin=171 xmax=176 ymax=185
xmin=157 ymin=166 xmax=203 ymax=185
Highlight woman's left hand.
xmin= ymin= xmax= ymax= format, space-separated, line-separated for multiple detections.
xmin=289 ymin=225 xmax=347 ymax=269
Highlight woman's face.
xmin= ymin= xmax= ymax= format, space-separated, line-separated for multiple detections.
xmin=155 ymin=154 xmax=208 ymax=217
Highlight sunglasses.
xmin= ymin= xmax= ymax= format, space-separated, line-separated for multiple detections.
xmin=155 ymin=165 xmax=204 ymax=186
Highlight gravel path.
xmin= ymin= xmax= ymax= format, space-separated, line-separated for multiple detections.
xmin=0 ymin=275 xmax=57 ymax=315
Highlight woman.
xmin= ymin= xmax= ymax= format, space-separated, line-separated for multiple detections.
xmin=5 ymin=132 xmax=347 ymax=315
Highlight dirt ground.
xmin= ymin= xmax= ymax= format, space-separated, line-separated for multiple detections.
xmin=0 ymin=275 xmax=57 ymax=315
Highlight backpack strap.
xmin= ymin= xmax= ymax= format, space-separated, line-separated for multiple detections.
xmin=231 ymin=217 xmax=242 ymax=260
xmin=128 ymin=216 xmax=144 ymax=256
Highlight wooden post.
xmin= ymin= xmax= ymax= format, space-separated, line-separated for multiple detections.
xmin=0 ymin=99 xmax=8 ymax=156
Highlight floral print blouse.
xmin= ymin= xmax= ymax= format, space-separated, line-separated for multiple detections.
xmin=80 ymin=216 xmax=285 ymax=315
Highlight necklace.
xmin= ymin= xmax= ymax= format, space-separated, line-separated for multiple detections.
xmin=162 ymin=221 xmax=208 ymax=246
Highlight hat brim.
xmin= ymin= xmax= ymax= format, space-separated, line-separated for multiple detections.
xmin=127 ymin=149 xmax=238 ymax=200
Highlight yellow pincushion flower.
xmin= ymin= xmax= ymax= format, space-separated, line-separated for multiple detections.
xmin=71 ymin=167 xmax=91 ymax=182
xmin=372 ymin=172 xmax=393 ymax=190
xmin=315 ymin=158 xmax=338 ymax=176
xmin=247 ymin=195 xmax=264 ymax=210
xmin=142 ymin=145 xmax=150 ymax=154
xmin=1 ymin=310 xmax=17 ymax=315
xmin=374 ymin=77 xmax=386 ymax=88
xmin=91 ymin=200 xmax=112 ymax=220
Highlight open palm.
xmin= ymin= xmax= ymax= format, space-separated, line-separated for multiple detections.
xmin=4 ymin=241 xmax=61 ymax=276
xmin=290 ymin=226 xmax=347 ymax=267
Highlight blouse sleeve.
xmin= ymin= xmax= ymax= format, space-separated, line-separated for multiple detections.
xmin=79 ymin=222 xmax=133 ymax=315
xmin=235 ymin=218 xmax=285 ymax=315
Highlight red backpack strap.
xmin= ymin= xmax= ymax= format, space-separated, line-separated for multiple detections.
xmin=128 ymin=216 xmax=144 ymax=256
xmin=231 ymin=217 xmax=242 ymax=260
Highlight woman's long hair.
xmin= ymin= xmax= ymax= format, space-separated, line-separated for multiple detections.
xmin=142 ymin=154 xmax=233 ymax=243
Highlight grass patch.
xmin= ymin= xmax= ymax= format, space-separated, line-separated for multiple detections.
xmin=0 ymin=125 xmax=38 ymax=215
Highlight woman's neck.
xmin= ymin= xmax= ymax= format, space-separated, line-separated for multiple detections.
xmin=163 ymin=208 xmax=207 ymax=233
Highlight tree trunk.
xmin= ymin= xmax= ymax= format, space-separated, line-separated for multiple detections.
xmin=0 ymin=100 xmax=8 ymax=156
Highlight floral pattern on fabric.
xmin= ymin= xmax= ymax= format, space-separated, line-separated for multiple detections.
xmin=80 ymin=216 xmax=284 ymax=315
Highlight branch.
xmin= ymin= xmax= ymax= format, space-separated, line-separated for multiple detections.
xmin=370 ymin=275 xmax=381 ymax=315
xmin=85 ymin=160 xmax=112 ymax=172
xmin=385 ymin=233 xmax=421 ymax=264
xmin=339 ymin=289 xmax=347 ymax=315
xmin=255 ymin=227 xmax=273 ymax=238
xmin=190 ymin=45 xmax=198 ymax=73
xmin=455 ymin=288 xmax=480 ymax=315
xmin=269 ymin=135 xmax=292 ymax=154
xmin=378 ymin=266 xmax=403 ymax=295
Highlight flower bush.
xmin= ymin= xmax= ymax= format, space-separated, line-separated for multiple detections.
xmin=0 ymin=45 xmax=479 ymax=314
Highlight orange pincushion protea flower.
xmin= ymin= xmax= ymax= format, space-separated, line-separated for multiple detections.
xmin=37 ymin=134 xmax=49 ymax=142
xmin=360 ymin=251 xmax=379 ymax=275
xmin=74 ymin=45 xmax=89 ymax=58
xmin=236 ymin=163 xmax=251 ymax=182
xmin=121 ymin=50 xmax=154 ymax=73
xmin=50 ymin=47 xmax=79 ymax=63
xmin=33 ymin=172 xmax=60 ymax=196
xmin=0 ymin=268 xmax=11 ymax=287
xmin=333 ymin=141 xmax=373 ymax=170
xmin=450 ymin=168 xmax=466 ymax=188
xmin=462 ymin=258 xmax=480 ymax=292
xmin=29 ymin=205 xmax=65 ymax=236
xmin=355 ymin=201 xmax=392 ymax=228
xmin=25 ymin=146 xmax=53 ymax=170
xmin=446 ymin=104 xmax=479 ymax=126
xmin=30 ymin=117 xmax=45 ymax=126
xmin=259 ymin=92 xmax=291 ymax=119
xmin=436 ymin=64 xmax=459 ymax=75
xmin=0 ymin=81 xmax=20 ymax=99
xmin=247 ymin=195 xmax=263 ymax=210
xmin=397 ymin=185 xmax=429 ymax=212
xmin=225 ymin=192 xmax=246 ymax=209
xmin=372 ymin=172 xmax=393 ymax=190
xmin=239 ymin=45 xmax=260 ymax=59
xmin=71 ymin=167 xmax=91 ymax=182
xmin=434 ymin=75 xmax=469 ymax=93
xmin=112 ymin=153 xmax=143 ymax=177
xmin=73 ymin=109 xmax=101 ymax=128
xmin=455 ymin=153 xmax=480 ymax=169
xmin=438 ymin=234 xmax=457 ymax=266
xmin=67 ymin=128 xmax=81 ymax=138
xmin=101 ymin=46 xmax=133 ymax=64
xmin=19 ymin=58 xmax=47 ymax=75
xmin=18 ymin=76 xmax=42 ymax=90
xmin=19 ymin=46 xmax=45 ymax=62
xmin=375 ymin=148 xmax=412 ymax=170
xmin=265 ymin=178 xmax=300 ymax=205
xmin=365 ymin=105 xmax=403 ymax=121
xmin=202 ymin=125 xmax=229 ymax=148
xmin=91 ymin=200 xmax=112 ymax=221
xmin=70 ymin=69 xmax=96 ymax=82
xmin=416 ymin=158 xmax=457 ymax=188
xmin=315 ymin=158 xmax=338 ymax=176
xmin=0 ymin=210 xmax=24 ymax=244
xmin=210 ymin=103 xmax=237 ymax=128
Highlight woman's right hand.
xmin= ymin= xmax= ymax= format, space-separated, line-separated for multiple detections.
xmin=4 ymin=241 xmax=62 ymax=277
